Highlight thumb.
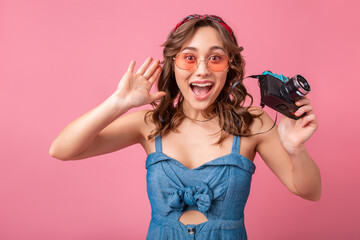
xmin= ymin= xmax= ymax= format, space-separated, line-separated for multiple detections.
xmin=149 ymin=91 xmax=166 ymax=103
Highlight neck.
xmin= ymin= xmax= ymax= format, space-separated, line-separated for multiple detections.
xmin=183 ymin=113 xmax=216 ymax=122
xmin=181 ymin=102 xmax=216 ymax=122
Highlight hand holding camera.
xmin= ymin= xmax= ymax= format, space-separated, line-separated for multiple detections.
xmin=252 ymin=71 xmax=311 ymax=120
xmin=249 ymin=71 xmax=317 ymax=152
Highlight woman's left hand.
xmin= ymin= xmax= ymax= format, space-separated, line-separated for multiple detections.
xmin=277 ymin=97 xmax=318 ymax=154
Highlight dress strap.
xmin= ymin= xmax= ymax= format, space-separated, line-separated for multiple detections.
xmin=231 ymin=135 xmax=241 ymax=154
xmin=155 ymin=135 xmax=163 ymax=153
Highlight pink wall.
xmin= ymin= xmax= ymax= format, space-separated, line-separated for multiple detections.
xmin=1 ymin=0 xmax=359 ymax=239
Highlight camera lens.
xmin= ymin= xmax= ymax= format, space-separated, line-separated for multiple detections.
xmin=280 ymin=75 xmax=310 ymax=102
xmin=297 ymin=75 xmax=310 ymax=93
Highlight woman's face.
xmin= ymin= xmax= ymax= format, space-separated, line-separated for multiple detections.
xmin=174 ymin=26 xmax=229 ymax=113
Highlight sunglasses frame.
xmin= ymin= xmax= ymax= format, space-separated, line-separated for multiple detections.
xmin=173 ymin=53 xmax=232 ymax=72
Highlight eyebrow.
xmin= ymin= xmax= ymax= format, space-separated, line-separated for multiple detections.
xmin=181 ymin=46 xmax=225 ymax=52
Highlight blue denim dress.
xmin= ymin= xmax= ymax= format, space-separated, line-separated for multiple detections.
xmin=145 ymin=134 xmax=255 ymax=239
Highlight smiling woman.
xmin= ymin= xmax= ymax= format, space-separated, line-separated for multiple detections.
xmin=173 ymin=27 xmax=229 ymax=112
xmin=147 ymin=16 xmax=260 ymax=143
xmin=49 ymin=14 xmax=321 ymax=240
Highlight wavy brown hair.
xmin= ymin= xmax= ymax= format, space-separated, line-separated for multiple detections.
xmin=145 ymin=17 xmax=262 ymax=144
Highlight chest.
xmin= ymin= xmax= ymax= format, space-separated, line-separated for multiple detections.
xmin=142 ymin=120 xmax=257 ymax=169
xmin=159 ymin=133 xmax=256 ymax=170
xmin=162 ymin=133 xmax=230 ymax=169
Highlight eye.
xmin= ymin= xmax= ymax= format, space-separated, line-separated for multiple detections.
xmin=184 ymin=54 xmax=196 ymax=62
xmin=208 ymin=55 xmax=223 ymax=62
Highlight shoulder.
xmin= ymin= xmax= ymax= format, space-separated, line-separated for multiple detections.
xmin=120 ymin=108 xmax=156 ymax=130
xmin=126 ymin=108 xmax=157 ymax=138
xmin=247 ymin=106 xmax=277 ymax=138
xmin=122 ymin=109 xmax=158 ymax=153
xmin=248 ymin=107 xmax=274 ymax=130
xmin=123 ymin=108 xmax=152 ymax=121
xmin=105 ymin=108 xmax=156 ymax=141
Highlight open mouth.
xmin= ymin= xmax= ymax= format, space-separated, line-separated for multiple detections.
xmin=190 ymin=82 xmax=213 ymax=97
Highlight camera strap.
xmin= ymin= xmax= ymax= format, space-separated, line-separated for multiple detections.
xmin=229 ymin=75 xmax=266 ymax=107
xmin=247 ymin=72 xmax=289 ymax=83
xmin=229 ymin=75 xmax=278 ymax=136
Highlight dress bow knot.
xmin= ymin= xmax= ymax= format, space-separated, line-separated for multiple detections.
xmin=167 ymin=182 xmax=214 ymax=214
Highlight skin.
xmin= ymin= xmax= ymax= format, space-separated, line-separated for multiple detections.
xmin=174 ymin=27 xmax=228 ymax=118
xmin=49 ymin=26 xmax=321 ymax=226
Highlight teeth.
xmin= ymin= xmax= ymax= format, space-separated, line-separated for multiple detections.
xmin=191 ymin=83 xmax=213 ymax=87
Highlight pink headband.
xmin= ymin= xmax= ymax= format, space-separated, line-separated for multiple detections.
xmin=173 ymin=14 xmax=234 ymax=39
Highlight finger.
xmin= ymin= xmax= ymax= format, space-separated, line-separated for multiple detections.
xmin=127 ymin=60 xmax=136 ymax=73
xmin=295 ymin=97 xmax=310 ymax=106
xmin=295 ymin=104 xmax=313 ymax=117
xmin=149 ymin=91 xmax=166 ymax=103
xmin=148 ymin=66 xmax=162 ymax=85
xmin=301 ymin=113 xmax=317 ymax=128
xmin=143 ymin=59 xmax=160 ymax=79
xmin=136 ymin=57 xmax=153 ymax=75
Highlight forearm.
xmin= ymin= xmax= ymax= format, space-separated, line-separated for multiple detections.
xmin=49 ymin=93 xmax=130 ymax=160
xmin=290 ymin=146 xmax=321 ymax=201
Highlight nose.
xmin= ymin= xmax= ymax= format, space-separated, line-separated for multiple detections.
xmin=195 ymin=59 xmax=210 ymax=76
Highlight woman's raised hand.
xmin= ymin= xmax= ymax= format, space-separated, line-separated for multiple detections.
xmin=277 ymin=97 xmax=318 ymax=154
xmin=114 ymin=57 xmax=166 ymax=108
xmin=49 ymin=57 xmax=165 ymax=160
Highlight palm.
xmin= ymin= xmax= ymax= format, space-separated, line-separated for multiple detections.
xmin=117 ymin=71 xmax=153 ymax=107
xmin=277 ymin=99 xmax=318 ymax=153
xmin=114 ymin=58 xmax=165 ymax=108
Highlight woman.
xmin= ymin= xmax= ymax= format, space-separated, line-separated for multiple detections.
xmin=50 ymin=14 xmax=321 ymax=239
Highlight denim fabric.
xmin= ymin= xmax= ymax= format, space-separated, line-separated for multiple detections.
xmin=145 ymin=135 xmax=255 ymax=239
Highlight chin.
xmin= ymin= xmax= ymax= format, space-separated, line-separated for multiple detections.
xmin=183 ymin=97 xmax=216 ymax=112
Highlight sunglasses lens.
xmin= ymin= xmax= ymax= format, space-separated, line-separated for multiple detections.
xmin=175 ymin=53 xmax=196 ymax=70
xmin=175 ymin=53 xmax=229 ymax=72
xmin=207 ymin=55 xmax=229 ymax=72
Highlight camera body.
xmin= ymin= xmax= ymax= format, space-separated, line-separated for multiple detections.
xmin=254 ymin=71 xmax=311 ymax=120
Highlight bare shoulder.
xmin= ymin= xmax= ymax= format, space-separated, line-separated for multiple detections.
xmin=119 ymin=109 xmax=157 ymax=153
xmin=248 ymin=106 xmax=276 ymax=134
xmin=110 ymin=108 xmax=156 ymax=139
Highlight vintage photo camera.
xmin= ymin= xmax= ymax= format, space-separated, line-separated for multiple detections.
xmin=249 ymin=71 xmax=311 ymax=120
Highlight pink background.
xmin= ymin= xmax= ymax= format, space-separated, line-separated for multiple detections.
xmin=1 ymin=0 xmax=359 ymax=239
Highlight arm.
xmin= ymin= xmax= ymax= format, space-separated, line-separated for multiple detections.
xmin=254 ymin=98 xmax=321 ymax=201
xmin=49 ymin=57 xmax=165 ymax=160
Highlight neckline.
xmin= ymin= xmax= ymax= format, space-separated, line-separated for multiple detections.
xmin=150 ymin=134 xmax=254 ymax=171
xmin=154 ymin=134 xmax=240 ymax=155
xmin=146 ymin=151 xmax=254 ymax=171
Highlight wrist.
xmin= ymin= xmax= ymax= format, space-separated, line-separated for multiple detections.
xmin=286 ymin=144 xmax=307 ymax=157
xmin=106 ymin=93 xmax=132 ymax=118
